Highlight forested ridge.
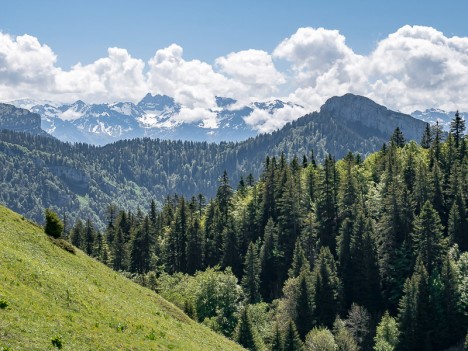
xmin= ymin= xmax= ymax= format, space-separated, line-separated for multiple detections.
xmin=0 ymin=94 xmax=428 ymax=227
xmin=64 ymin=118 xmax=468 ymax=350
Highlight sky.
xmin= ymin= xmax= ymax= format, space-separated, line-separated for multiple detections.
xmin=0 ymin=0 xmax=467 ymax=132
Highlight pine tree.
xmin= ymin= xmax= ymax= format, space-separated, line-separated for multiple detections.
xmin=295 ymin=272 xmax=314 ymax=340
xmin=112 ymin=227 xmax=126 ymax=271
xmin=411 ymin=201 xmax=446 ymax=274
xmin=276 ymin=165 xmax=303 ymax=280
xmin=337 ymin=218 xmax=353 ymax=309
xmin=316 ymin=155 xmax=339 ymax=254
xmin=450 ymin=110 xmax=466 ymax=148
xmin=130 ymin=216 xmax=154 ymax=274
xmin=69 ymin=219 xmax=84 ymax=248
xmin=271 ymin=323 xmax=284 ymax=351
xmin=222 ymin=218 xmax=241 ymax=277
xmin=260 ymin=218 xmax=281 ymax=301
xmin=351 ymin=212 xmax=381 ymax=313
xmin=242 ymin=242 xmax=261 ymax=304
xmin=216 ymin=170 xmax=233 ymax=223
xmin=234 ymin=307 xmax=263 ymax=351
xmin=288 ymin=240 xmax=307 ymax=279
xmin=313 ymin=247 xmax=341 ymax=328
xmin=420 ymin=123 xmax=432 ymax=149
xmin=447 ymin=199 xmax=468 ymax=251
xmin=397 ymin=260 xmax=431 ymax=351
xmin=434 ymin=257 xmax=466 ymax=349
xmin=283 ymin=320 xmax=304 ymax=351
xmin=186 ymin=216 xmax=203 ymax=274
xmin=84 ymin=219 xmax=96 ymax=256
xmin=391 ymin=127 xmax=405 ymax=147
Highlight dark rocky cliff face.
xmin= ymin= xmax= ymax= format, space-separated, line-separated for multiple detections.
xmin=321 ymin=94 xmax=427 ymax=142
xmin=0 ymin=103 xmax=49 ymax=137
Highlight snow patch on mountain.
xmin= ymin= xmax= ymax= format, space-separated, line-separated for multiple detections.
xmin=411 ymin=109 xmax=466 ymax=132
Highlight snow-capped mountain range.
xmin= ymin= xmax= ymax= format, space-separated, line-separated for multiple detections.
xmin=411 ymin=109 xmax=465 ymax=132
xmin=6 ymin=94 xmax=465 ymax=145
xmin=8 ymin=94 xmax=302 ymax=144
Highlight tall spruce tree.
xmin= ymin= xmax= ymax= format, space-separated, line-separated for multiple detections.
xmin=313 ymin=247 xmax=341 ymax=328
xmin=242 ymin=242 xmax=261 ymax=304
xmin=397 ymin=260 xmax=431 ymax=351
xmin=130 ymin=216 xmax=154 ymax=274
xmin=283 ymin=320 xmax=304 ymax=351
xmin=271 ymin=322 xmax=284 ymax=351
xmin=420 ymin=123 xmax=432 ymax=149
xmin=84 ymin=219 xmax=96 ymax=256
xmin=186 ymin=216 xmax=203 ymax=274
xmin=295 ymin=272 xmax=314 ymax=340
xmin=316 ymin=155 xmax=339 ymax=254
xmin=391 ymin=127 xmax=405 ymax=147
xmin=450 ymin=110 xmax=466 ymax=148
xmin=411 ymin=201 xmax=446 ymax=274
xmin=234 ymin=307 xmax=263 ymax=351
xmin=260 ymin=218 xmax=281 ymax=300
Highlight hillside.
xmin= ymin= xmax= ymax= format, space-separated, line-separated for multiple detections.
xmin=0 ymin=205 xmax=244 ymax=351
xmin=0 ymin=94 xmax=429 ymax=226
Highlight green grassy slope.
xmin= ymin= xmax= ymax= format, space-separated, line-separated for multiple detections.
xmin=0 ymin=205 xmax=244 ymax=351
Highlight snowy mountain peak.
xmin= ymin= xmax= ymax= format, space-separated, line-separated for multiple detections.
xmin=215 ymin=96 xmax=237 ymax=108
xmin=411 ymin=109 xmax=466 ymax=132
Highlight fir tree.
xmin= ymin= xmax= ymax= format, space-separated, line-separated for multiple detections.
xmin=283 ymin=320 xmax=304 ymax=351
xmin=271 ymin=323 xmax=284 ymax=351
xmin=397 ymin=260 xmax=431 ymax=351
xmin=130 ymin=216 xmax=154 ymax=273
xmin=391 ymin=127 xmax=405 ymax=147
xmin=316 ymin=155 xmax=339 ymax=254
xmin=289 ymin=240 xmax=308 ymax=279
xmin=411 ymin=201 xmax=446 ymax=274
xmin=112 ymin=227 xmax=126 ymax=271
xmin=260 ymin=218 xmax=281 ymax=300
xmin=420 ymin=123 xmax=432 ymax=149
xmin=234 ymin=307 xmax=263 ymax=351
xmin=450 ymin=110 xmax=466 ymax=148
xmin=186 ymin=216 xmax=203 ymax=274
xmin=242 ymin=242 xmax=261 ymax=304
xmin=222 ymin=218 xmax=241 ymax=277
xmin=295 ymin=272 xmax=314 ymax=340
xmin=84 ymin=219 xmax=96 ymax=256
xmin=313 ymin=247 xmax=341 ymax=328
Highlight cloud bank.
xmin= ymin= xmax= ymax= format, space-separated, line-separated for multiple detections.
xmin=0 ymin=25 xmax=467 ymax=132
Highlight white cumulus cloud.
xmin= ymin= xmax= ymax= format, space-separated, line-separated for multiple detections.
xmin=0 ymin=25 xmax=467 ymax=133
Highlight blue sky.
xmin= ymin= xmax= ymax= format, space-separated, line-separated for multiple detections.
xmin=0 ymin=0 xmax=467 ymax=131
xmin=2 ymin=0 xmax=467 ymax=68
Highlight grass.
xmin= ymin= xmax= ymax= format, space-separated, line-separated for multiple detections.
xmin=0 ymin=205 xmax=245 ymax=351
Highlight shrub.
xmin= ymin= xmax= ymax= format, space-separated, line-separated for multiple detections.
xmin=49 ymin=238 xmax=76 ymax=254
xmin=44 ymin=209 xmax=64 ymax=239
xmin=0 ymin=299 xmax=8 ymax=309
xmin=51 ymin=335 xmax=63 ymax=349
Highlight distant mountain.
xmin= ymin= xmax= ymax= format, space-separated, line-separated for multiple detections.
xmin=0 ymin=103 xmax=50 ymax=137
xmin=8 ymin=93 xmax=304 ymax=144
xmin=411 ymin=109 xmax=466 ymax=132
xmin=0 ymin=93 xmax=428 ymax=227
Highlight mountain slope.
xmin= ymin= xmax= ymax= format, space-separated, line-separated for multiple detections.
xmin=0 ymin=204 xmax=244 ymax=351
